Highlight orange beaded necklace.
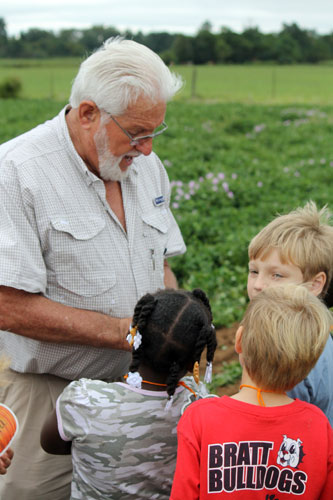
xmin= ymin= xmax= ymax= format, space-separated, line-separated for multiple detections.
xmin=124 ymin=374 xmax=197 ymax=398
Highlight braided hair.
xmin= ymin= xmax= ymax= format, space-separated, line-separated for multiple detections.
xmin=128 ymin=288 xmax=217 ymax=399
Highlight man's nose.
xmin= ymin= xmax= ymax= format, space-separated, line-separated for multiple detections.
xmin=135 ymin=138 xmax=153 ymax=156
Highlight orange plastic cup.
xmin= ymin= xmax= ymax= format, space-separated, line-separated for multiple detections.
xmin=0 ymin=404 xmax=18 ymax=456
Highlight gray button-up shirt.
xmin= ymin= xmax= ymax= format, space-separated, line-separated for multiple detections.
xmin=0 ymin=107 xmax=186 ymax=380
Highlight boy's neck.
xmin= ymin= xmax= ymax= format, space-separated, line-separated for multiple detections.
xmin=231 ymin=372 xmax=294 ymax=407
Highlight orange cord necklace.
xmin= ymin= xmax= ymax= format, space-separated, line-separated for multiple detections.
xmin=239 ymin=384 xmax=279 ymax=407
xmin=123 ymin=374 xmax=197 ymax=398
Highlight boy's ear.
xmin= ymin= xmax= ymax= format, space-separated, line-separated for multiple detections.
xmin=235 ymin=326 xmax=243 ymax=354
xmin=310 ymin=271 xmax=326 ymax=296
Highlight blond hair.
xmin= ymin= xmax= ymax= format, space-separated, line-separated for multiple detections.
xmin=241 ymin=284 xmax=331 ymax=391
xmin=248 ymin=201 xmax=333 ymax=294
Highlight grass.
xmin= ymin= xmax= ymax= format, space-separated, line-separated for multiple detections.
xmin=2 ymin=59 xmax=333 ymax=103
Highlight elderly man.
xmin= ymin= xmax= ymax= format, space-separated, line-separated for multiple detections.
xmin=0 ymin=38 xmax=186 ymax=499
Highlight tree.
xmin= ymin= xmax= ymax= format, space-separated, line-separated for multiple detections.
xmin=219 ymin=28 xmax=252 ymax=63
xmin=144 ymin=32 xmax=177 ymax=54
xmin=275 ymin=31 xmax=302 ymax=63
xmin=0 ymin=17 xmax=7 ymax=57
xmin=172 ymin=34 xmax=194 ymax=64
xmin=193 ymin=29 xmax=217 ymax=64
xmin=79 ymin=25 xmax=120 ymax=53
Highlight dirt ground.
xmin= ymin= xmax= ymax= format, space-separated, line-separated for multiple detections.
xmin=200 ymin=324 xmax=242 ymax=397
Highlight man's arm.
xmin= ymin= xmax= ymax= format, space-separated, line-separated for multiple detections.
xmin=0 ymin=286 xmax=131 ymax=350
xmin=163 ymin=259 xmax=178 ymax=289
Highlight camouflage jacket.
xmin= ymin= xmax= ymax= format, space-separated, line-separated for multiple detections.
xmin=57 ymin=376 xmax=216 ymax=499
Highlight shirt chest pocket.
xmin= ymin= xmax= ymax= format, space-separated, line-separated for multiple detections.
xmin=141 ymin=209 xmax=170 ymax=275
xmin=47 ymin=215 xmax=116 ymax=297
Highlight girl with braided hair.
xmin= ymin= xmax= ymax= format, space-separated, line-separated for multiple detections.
xmin=41 ymin=288 xmax=217 ymax=500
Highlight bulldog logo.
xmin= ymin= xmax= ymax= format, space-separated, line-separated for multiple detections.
xmin=277 ymin=434 xmax=304 ymax=468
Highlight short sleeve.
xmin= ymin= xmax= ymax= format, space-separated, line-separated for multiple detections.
xmin=56 ymin=379 xmax=93 ymax=442
xmin=0 ymin=165 xmax=47 ymax=292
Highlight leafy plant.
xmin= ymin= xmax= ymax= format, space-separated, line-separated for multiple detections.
xmin=0 ymin=76 xmax=22 ymax=98
xmin=208 ymin=361 xmax=243 ymax=393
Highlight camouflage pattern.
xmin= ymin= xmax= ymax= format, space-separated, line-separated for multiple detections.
xmin=57 ymin=376 xmax=217 ymax=499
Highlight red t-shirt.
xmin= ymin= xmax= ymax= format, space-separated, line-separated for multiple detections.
xmin=170 ymin=396 xmax=333 ymax=499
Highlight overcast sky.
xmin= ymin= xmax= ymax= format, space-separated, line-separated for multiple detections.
xmin=2 ymin=0 xmax=333 ymax=37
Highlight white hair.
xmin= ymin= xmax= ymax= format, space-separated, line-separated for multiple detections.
xmin=69 ymin=37 xmax=183 ymax=115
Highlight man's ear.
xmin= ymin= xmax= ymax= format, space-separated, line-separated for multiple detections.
xmin=309 ymin=271 xmax=326 ymax=297
xmin=235 ymin=326 xmax=243 ymax=354
xmin=78 ymin=101 xmax=100 ymax=130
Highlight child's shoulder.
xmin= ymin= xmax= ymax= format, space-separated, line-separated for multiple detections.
xmin=60 ymin=378 xmax=123 ymax=406
xmin=295 ymin=398 xmax=332 ymax=422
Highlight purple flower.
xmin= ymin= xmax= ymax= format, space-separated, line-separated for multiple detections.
xmin=227 ymin=191 xmax=234 ymax=198
xmin=231 ymin=173 xmax=237 ymax=179
xmin=254 ymin=123 xmax=266 ymax=133
xmin=218 ymin=172 xmax=225 ymax=180
xmin=222 ymin=182 xmax=229 ymax=191
xmin=172 ymin=202 xmax=179 ymax=209
xmin=257 ymin=181 xmax=263 ymax=187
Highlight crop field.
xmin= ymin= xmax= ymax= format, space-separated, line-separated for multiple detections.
xmin=1 ymin=61 xmax=333 ymax=329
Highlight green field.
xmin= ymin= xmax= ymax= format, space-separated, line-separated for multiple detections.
xmin=1 ymin=61 xmax=333 ymax=328
xmin=1 ymin=59 xmax=333 ymax=104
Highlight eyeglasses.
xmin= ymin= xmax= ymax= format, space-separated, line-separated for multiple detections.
xmin=105 ymin=113 xmax=168 ymax=146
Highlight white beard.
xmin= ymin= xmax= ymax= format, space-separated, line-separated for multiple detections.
xmin=94 ymin=126 xmax=137 ymax=182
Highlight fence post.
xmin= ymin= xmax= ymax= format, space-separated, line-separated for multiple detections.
xmin=191 ymin=65 xmax=197 ymax=98
xmin=271 ymin=67 xmax=276 ymax=100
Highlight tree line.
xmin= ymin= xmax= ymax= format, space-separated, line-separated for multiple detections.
xmin=1 ymin=18 xmax=333 ymax=64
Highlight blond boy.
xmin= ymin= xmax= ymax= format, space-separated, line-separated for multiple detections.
xmin=247 ymin=201 xmax=333 ymax=425
xmin=171 ymin=285 xmax=333 ymax=499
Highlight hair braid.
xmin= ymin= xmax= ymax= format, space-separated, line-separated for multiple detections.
xmin=192 ymin=288 xmax=212 ymax=317
xmin=166 ymin=361 xmax=181 ymax=398
xmin=206 ymin=326 xmax=217 ymax=363
xmin=132 ymin=294 xmax=156 ymax=327
xmin=129 ymin=294 xmax=157 ymax=373
xmin=193 ymin=325 xmax=209 ymax=363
